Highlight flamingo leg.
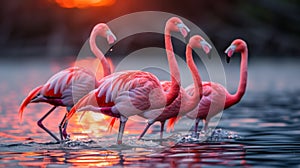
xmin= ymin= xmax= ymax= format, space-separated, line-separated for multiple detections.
xmin=59 ymin=106 xmax=72 ymax=141
xmin=37 ymin=106 xmax=60 ymax=142
xmin=191 ymin=118 xmax=201 ymax=138
xmin=160 ymin=121 xmax=165 ymax=140
xmin=59 ymin=113 xmax=69 ymax=140
xmin=117 ymin=116 xmax=128 ymax=145
xmin=62 ymin=120 xmax=68 ymax=138
xmin=138 ymin=120 xmax=154 ymax=140
xmin=203 ymin=119 xmax=209 ymax=133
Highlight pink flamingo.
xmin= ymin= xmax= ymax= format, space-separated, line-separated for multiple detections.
xmin=185 ymin=39 xmax=248 ymax=137
xmin=62 ymin=17 xmax=190 ymax=144
xmin=18 ymin=23 xmax=116 ymax=142
xmin=138 ymin=35 xmax=212 ymax=140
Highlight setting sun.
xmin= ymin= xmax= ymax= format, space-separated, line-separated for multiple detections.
xmin=54 ymin=0 xmax=116 ymax=8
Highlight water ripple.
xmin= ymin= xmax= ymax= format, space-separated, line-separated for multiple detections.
xmin=1 ymin=63 xmax=300 ymax=167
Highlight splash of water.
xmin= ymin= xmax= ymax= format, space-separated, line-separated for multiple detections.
xmin=179 ymin=128 xmax=243 ymax=143
xmin=61 ymin=129 xmax=242 ymax=150
xmin=62 ymin=139 xmax=96 ymax=149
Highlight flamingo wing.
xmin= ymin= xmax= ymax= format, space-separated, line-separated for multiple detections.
xmin=19 ymin=66 xmax=98 ymax=120
xmin=99 ymin=71 xmax=161 ymax=107
xmin=42 ymin=67 xmax=97 ymax=106
xmin=186 ymin=82 xmax=227 ymax=119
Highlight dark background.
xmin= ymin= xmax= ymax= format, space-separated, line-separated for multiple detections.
xmin=0 ymin=0 xmax=299 ymax=61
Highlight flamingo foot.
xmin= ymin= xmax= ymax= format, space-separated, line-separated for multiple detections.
xmin=62 ymin=130 xmax=70 ymax=140
xmin=159 ymin=121 xmax=165 ymax=140
xmin=189 ymin=118 xmax=201 ymax=139
xmin=117 ymin=116 xmax=128 ymax=145
xmin=191 ymin=131 xmax=199 ymax=139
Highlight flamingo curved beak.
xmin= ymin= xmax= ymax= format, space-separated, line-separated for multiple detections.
xmin=200 ymin=40 xmax=212 ymax=55
xmin=225 ymin=44 xmax=236 ymax=63
xmin=177 ymin=23 xmax=190 ymax=38
xmin=106 ymin=30 xmax=117 ymax=45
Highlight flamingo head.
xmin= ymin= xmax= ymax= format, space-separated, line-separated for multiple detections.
xmin=189 ymin=35 xmax=212 ymax=55
xmin=225 ymin=39 xmax=247 ymax=63
xmin=91 ymin=23 xmax=117 ymax=44
xmin=166 ymin=17 xmax=190 ymax=38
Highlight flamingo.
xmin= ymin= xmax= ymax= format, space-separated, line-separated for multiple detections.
xmin=185 ymin=39 xmax=248 ymax=137
xmin=18 ymin=23 xmax=117 ymax=142
xmin=62 ymin=17 xmax=190 ymax=144
xmin=137 ymin=35 xmax=212 ymax=140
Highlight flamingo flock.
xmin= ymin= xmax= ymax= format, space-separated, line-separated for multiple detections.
xmin=19 ymin=17 xmax=248 ymax=144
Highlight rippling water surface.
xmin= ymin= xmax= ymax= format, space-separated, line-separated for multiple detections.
xmin=0 ymin=59 xmax=300 ymax=167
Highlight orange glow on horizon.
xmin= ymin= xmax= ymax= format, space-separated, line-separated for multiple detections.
xmin=54 ymin=0 xmax=116 ymax=8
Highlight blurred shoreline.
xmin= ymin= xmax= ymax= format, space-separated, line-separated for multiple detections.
xmin=1 ymin=53 xmax=299 ymax=96
xmin=0 ymin=0 xmax=299 ymax=60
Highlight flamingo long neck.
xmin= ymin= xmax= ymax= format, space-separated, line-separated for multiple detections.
xmin=181 ymin=44 xmax=202 ymax=111
xmin=164 ymin=29 xmax=181 ymax=106
xmin=226 ymin=47 xmax=248 ymax=108
xmin=89 ymin=32 xmax=111 ymax=77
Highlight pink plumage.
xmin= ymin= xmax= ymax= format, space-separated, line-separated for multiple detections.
xmin=186 ymin=39 xmax=248 ymax=137
xmin=137 ymin=35 xmax=212 ymax=140
xmin=18 ymin=23 xmax=116 ymax=142
xmin=63 ymin=17 xmax=190 ymax=144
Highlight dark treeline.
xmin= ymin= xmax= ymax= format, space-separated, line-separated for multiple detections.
xmin=0 ymin=0 xmax=299 ymax=60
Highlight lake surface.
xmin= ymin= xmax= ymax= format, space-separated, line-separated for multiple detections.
xmin=0 ymin=58 xmax=299 ymax=167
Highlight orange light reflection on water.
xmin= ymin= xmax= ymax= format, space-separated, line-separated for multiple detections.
xmin=67 ymin=154 xmax=119 ymax=167
xmin=66 ymin=150 xmax=121 ymax=167
xmin=1 ymin=150 xmax=121 ymax=167
xmin=1 ymin=143 xmax=249 ymax=167
xmin=68 ymin=111 xmax=146 ymax=140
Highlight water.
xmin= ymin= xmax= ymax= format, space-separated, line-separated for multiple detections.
xmin=0 ymin=59 xmax=300 ymax=167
